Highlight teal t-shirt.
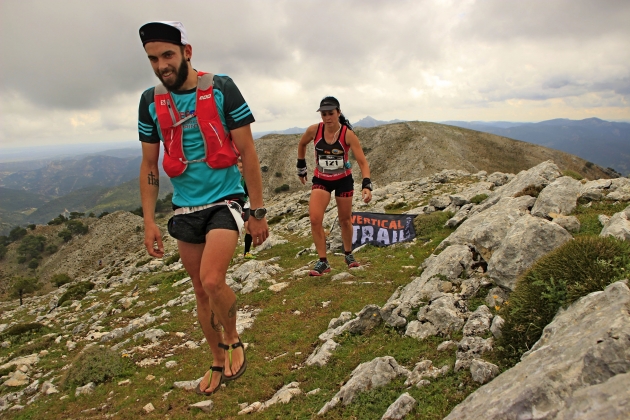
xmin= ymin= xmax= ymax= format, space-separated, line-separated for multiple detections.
xmin=138 ymin=74 xmax=255 ymax=207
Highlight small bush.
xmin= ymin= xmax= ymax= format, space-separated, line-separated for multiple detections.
xmin=66 ymin=220 xmax=89 ymax=235
xmin=164 ymin=252 xmax=180 ymax=266
xmin=562 ymin=170 xmax=583 ymax=180
xmin=17 ymin=256 xmax=27 ymax=264
xmin=51 ymin=273 xmax=72 ymax=287
xmin=498 ymin=236 xmax=630 ymax=365
xmin=585 ymin=161 xmax=594 ymax=168
xmin=58 ymin=229 xmax=72 ymax=242
xmin=261 ymin=165 xmax=269 ymax=173
xmin=14 ymin=335 xmax=55 ymax=357
xmin=8 ymin=226 xmax=27 ymax=242
xmin=147 ymin=270 xmax=188 ymax=286
xmin=384 ymin=202 xmax=408 ymax=211
xmin=413 ymin=211 xmax=454 ymax=238
xmin=275 ymin=172 xmax=282 ymax=178
xmin=514 ymin=185 xmax=544 ymax=198
xmin=470 ymin=194 xmax=489 ymax=204
xmin=57 ymin=281 xmax=94 ymax=306
xmin=28 ymin=259 xmax=39 ymax=269
xmin=48 ymin=215 xmax=67 ymax=226
xmin=0 ymin=244 xmax=6 ymax=260
xmin=45 ymin=244 xmax=58 ymax=254
xmin=27 ymin=224 xmax=36 ymax=230
xmin=268 ymin=215 xmax=284 ymax=225
xmin=63 ymin=346 xmax=132 ymax=389
xmin=98 ymin=211 xmax=110 ymax=219
xmin=135 ymin=258 xmax=152 ymax=267
xmin=274 ymin=184 xmax=290 ymax=193
xmin=1 ymin=322 xmax=46 ymax=338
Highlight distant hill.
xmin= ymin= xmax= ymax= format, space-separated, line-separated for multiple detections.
xmin=442 ymin=118 xmax=630 ymax=175
xmin=254 ymin=127 xmax=306 ymax=139
xmin=1 ymin=155 xmax=143 ymax=197
xmin=22 ymin=176 xmax=173 ymax=226
xmin=253 ymin=121 xmax=612 ymax=197
xmin=353 ymin=116 xmax=405 ymax=128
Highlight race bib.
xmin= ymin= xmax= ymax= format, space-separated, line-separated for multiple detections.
xmin=319 ymin=155 xmax=343 ymax=169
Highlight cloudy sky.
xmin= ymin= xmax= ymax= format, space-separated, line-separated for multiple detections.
xmin=1 ymin=0 xmax=629 ymax=149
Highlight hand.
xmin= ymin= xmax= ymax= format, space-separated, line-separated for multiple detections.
xmin=299 ymin=175 xmax=306 ymax=185
xmin=144 ymin=222 xmax=164 ymax=258
xmin=362 ymin=188 xmax=372 ymax=204
xmin=247 ymin=218 xmax=269 ymax=246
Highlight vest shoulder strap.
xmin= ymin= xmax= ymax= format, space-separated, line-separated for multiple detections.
xmin=153 ymin=72 xmax=215 ymax=96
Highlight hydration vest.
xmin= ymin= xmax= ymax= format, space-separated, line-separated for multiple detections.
xmin=313 ymin=123 xmax=352 ymax=181
xmin=154 ymin=72 xmax=239 ymax=178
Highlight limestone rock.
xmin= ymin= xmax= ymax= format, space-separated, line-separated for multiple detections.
xmin=305 ymin=339 xmax=339 ymax=367
xmin=454 ymin=336 xmax=494 ymax=372
xmin=381 ymin=392 xmax=416 ymax=420
xmin=490 ymin=315 xmax=505 ymax=339
xmin=551 ymin=214 xmax=581 ymax=233
xmin=487 ymin=215 xmax=572 ymax=290
xmin=190 ymin=400 xmax=214 ymax=413
xmin=75 ymin=382 xmax=96 ymax=397
xmin=318 ymin=356 xmax=410 ymax=415
xmin=600 ymin=204 xmax=630 ymax=241
xmin=462 ymin=305 xmax=493 ymax=337
xmin=404 ymin=360 xmax=449 ymax=387
xmin=470 ymin=359 xmax=499 ymax=384
xmin=319 ymin=305 xmax=382 ymax=341
xmin=531 ymin=176 xmax=581 ymax=218
xmin=445 ymin=281 xmax=630 ymax=420
xmin=490 ymin=160 xmax=562 ymax=201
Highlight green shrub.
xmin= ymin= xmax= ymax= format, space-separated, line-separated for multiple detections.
xmin=384 ymin=202 xmax=408 ymax=211
xmin=498 ymin=236 xmax=630 ymax=364
xmin=274 ymin=184 xmax=290 ymax=193
xmin=261 ymin=165 xmax=269 ymax=173
xmin=275 ymin=172 xmax=282 ymax=177
xmin=135 ymin=258 xmax=152 ymax=267
xmin=17 ymin=235 xmax=46 ymax=259
xmin=562 ymin=170 xmax=583 ymax=180
xmin=66 ymin=220 xmax=89 ymax=235
xmin=17 ymin=256 xmax=27 ymax=264
xmin=1 ymin=322 xmax=46 ymax=338
xmin=8 ymin=226 xmax=27 ymax=242
xmin=27 ymin=224 xmax=36 ymax=230
xmin=98 ymin=211 xmax=110 ymax=219
xmin=51 ymin=273 xmax=72 ymax=287
xmin=63 ymin=346 xmax=132 ymax=389
xmin=585 ymin=161 xmax=594 ymax=169
xmin=58 ymin=229 xmax=72 ymax=242
xmin=46 ymin=244 xmax=58 ymax=254
xmin=57 ymin=281 xmax=94 ymax=306
xmin=268 ymin=215 xmax=284 ymax=225
xmin=470 ymin=194 xmax=489 ymax=204
xmin=48 ymin=215 xmax=67 ymax=226
xmin=164 ymin=252 xmax=180 ymax=266
xmin=11 ymin=277 xmax=40 ymax=305
xmin=413 ymin=211 xmax=454 ymax=238
xmin=14 ymin=335 xmax=55 ymax=357
xmin=28 ymin=259 xmax=39 ymax=269
xmin=0 ymin=244 xmax=6 ymax=260
xmin=147 ymin=270 xmax=188 ymax=286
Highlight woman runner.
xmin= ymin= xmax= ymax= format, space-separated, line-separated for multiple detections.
xmin=296 ymin=96 xmax=372 ymax=276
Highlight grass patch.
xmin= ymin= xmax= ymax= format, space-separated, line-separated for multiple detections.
xmin=57 ymin=281 xmax=95 ymax=306
xmin=498 ymin=236 xmax=630 ymax=365
xmin=562 ymin=169 xmax=583 ymax=180
xmin=469 ymin=194 xmax=488 ymax=204
xmin=164 ymin=252 xmax=180 ymax=266
xmin=414 ymin=211 xmax=455 ymax=239
xmin=571 ymin=201 xmax=625 ymax=237
xmin=62 ymin=346 xmax=133 ymax=389
xmin=147 ymin=270 xmax=188 ymax=286
xmin=135 ymin=257 xmax=152 ymax=267
xmin=268 ymin=214 xmax=285 ymax=225
xmin=384 ymin=202 xmax=408 ymax=211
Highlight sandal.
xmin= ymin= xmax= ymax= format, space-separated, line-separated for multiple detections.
xmin=219 ymin=338 xmax=247 ymax=381
xmin=194 ymin=366 xmax=223 ymax=396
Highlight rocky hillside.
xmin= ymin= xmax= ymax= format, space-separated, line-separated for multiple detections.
xmin=0 ymin=161 xmax=628 ymax=418
xmin=256 ymin=121 xmax=612 ymax=197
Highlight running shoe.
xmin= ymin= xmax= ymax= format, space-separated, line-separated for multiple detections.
xmin=309 ymin=260 xmax=331 ymax=276
xmin=345 ymin=254 xmax=360 ymax=268
xmin=244 ymin=252 xmax=256 ymax=260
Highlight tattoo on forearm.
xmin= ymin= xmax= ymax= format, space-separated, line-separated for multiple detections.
xmin=228 ymin=301 xmax=237 ymax=319
xmin=147 ymin=171 xmax=159 ymax=186
xmin=210 ymin=310 xmax=223 ymax=332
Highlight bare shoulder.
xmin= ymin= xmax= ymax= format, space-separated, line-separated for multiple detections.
xmin=300 ymin=123 xmax=319 ymax=143
xmin=345 ymin=128 xmax=360 ymax=145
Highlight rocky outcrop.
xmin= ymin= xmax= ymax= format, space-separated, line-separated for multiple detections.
xmin=531 ymin=176 xmax=581 ymax=218
xmin=445 ymin=281 xmax=630 ymax=420
xmin=600 ymin=204 xmax=630 ymax=241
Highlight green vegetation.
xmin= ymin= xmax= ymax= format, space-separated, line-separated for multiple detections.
xmin=498 ymin=236 xmax=630 ymax=365
xmin=0 ymin=323 xmax=48 ymax=345
xmin=274 ymin=184 xmax=290 ymax=193
xmin=51 ymin=273 xmax=72 ymax=287
xmin=98 ymin=211 xmax=110 ymax=218
xmin=562 ymin=169 xmax=583 ymax=180
xmin=470 ymin=193 xmax=489 ymax=204
xmin=261 ymin=165 xmax=269 ymax=172
xmin=275 ymin=172 xmax=283 ymax=177
xmin=58 ymin=229 xmax=72 ymax=242
xmin=69 ymin=211 xmax=85 ymax=220
xmin=48 ymin=214 xmax=67 ymax=225
xmin=0 ymin=244 xmax=6 ymax=260
xmin=66 ymin=220 xmax=88 ymax=235
xmin=571 ymin=201 xmax=624 ymax=237
xmin=164 ymin=252 xmax=180 ymax=266
xmin=514 ymin=185 xmax=544 ymax=198
xmin=267 ymin=214 xmax=285 ymax=225
xmin=57 ymin=281 xmax=95 ymax=306
xmin=384 ymin=201 xmax=408 ymax=211
xmin=62 ymin=346 xmax=132 ymax=389
xmin=17 ymin=234 xmax=46 ymax=260
xmin=135 ymin=257 xmax=152 ymax=267
xmin=8 ymin=226 xmax=27 ymax=242
xmin=11 ymin=277 xmax=40 ymax=305
xmin=413 ymin=211 xmax=455 ymax=238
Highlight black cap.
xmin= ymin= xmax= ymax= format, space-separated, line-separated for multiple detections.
xmin=316 ymin=96 xmax=340 ymax=112
xmin=139 ymin=21 xmax=189 ymax=46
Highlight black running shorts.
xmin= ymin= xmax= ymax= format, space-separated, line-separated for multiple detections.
xmin=167 ymin=205 xmax=239 ymax=244
xmin=311 ymin=175 xmax=354 ymax=197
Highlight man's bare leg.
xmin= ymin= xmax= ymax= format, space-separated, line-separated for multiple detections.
xmin=198 ymin=229 xmax=245 ymax=379
xmin=178 ymin=240 xmax=225 ymax=393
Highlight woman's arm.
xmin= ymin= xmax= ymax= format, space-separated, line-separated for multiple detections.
xmin=346 ymin=130 xmax=372 ymax=203
xmin=297 ymin=124 xmax=318 ymax=184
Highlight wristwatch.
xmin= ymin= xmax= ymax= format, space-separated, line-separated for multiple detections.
xmin=251 ymin=207 xmax=267 ymax=220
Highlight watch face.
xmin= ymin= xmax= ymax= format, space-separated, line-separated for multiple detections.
xmin=254 ymin=208 xmax=267 ymax=219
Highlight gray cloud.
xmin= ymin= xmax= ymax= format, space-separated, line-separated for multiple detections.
xmin=1 ymin=0 xmax=629 ymax=148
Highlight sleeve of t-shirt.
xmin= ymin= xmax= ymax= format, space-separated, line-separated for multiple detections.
xmin=214 ymin=75 xmax=255 ymax=131
xmin=138 ymin=87 xmax=160 ymax=144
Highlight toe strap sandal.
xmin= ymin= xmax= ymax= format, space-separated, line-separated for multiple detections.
xmin=194 ymin=366 xmax=223 ymax=396
xmin=219 ymin=339 xmax=247 ymax=381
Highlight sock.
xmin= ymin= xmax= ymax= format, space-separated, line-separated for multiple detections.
xmin=344 ymin=250 xmax=351 ymax=256
xmin=244 ymin=234 xmax=253 ymax=254
xmin=319 ymin=257 xmax=328 ymax=263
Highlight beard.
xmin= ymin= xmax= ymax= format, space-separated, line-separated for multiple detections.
xmin=157 ymin=56 xmax=189 ymax=91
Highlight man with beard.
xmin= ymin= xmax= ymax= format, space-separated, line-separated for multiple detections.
xmin=137 ymin=21 xmax=268 ymax=396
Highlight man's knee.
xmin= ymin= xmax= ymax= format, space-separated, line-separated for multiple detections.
xmin=201 ymin=274 xmax=227 ymax=295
